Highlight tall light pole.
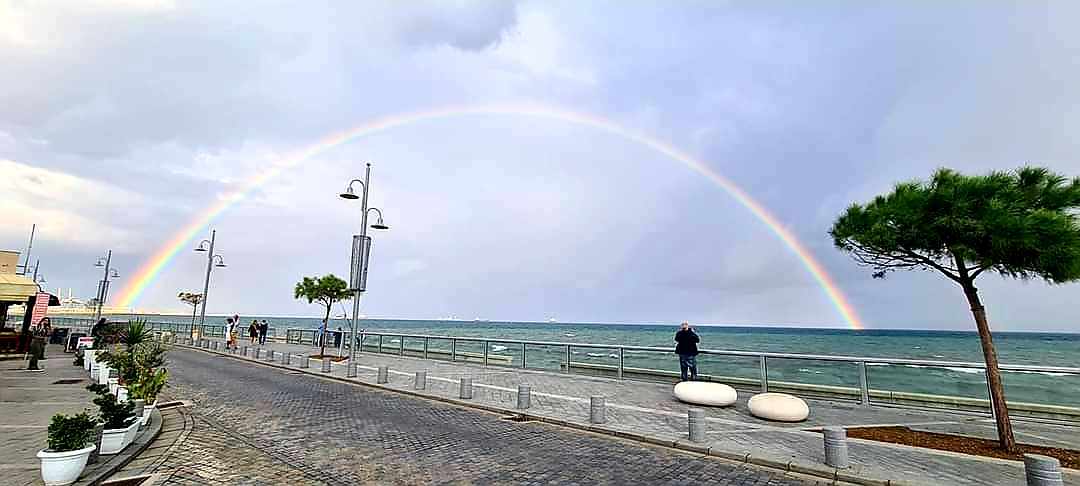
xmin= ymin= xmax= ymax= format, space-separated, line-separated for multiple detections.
xmin=194 ymin=230 xmax=227 ymax=337
xmin=340 ymin=163 xmax=390 ymax=366
xmin=94 ymin=251 xmax=120 ymax=321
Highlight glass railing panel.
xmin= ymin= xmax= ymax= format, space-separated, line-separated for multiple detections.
xmin=762 ymin=357 xmax=861 ymax=401
xmin=566 ymin=346 xmax=619 ymax=377
xmin=1001 ymin=368 xmax=1080 ymax=420
xmin=864 ymin=362 xmax=989 ymax=412
xmin=695 ymin=353 xmax=764 ymax=390
xmin=452 ymin=339 xmax=484 ymax=364
xmin=486 ymin=341 xmax=522 ymax=368
xmin=523 ymin=343 xmax=566 ymax=372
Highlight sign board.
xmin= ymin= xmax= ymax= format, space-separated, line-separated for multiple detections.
xmin=30 ymin=291 xmax=50 ymax=325
xmin=349 ymin=235 xmax=372 ymax=292
xmin=77 ymin=337 xmax=95 ymax=349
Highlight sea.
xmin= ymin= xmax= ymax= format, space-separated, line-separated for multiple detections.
xmin=85 ymin=315 xmax=1080 ymax=410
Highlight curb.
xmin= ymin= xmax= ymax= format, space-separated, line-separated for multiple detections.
xmin=178 ymin=343 xmax=905 ymax=485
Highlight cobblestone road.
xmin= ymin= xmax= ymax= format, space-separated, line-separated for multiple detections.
xmin=131 ymin=348 xmax=819 ymax=485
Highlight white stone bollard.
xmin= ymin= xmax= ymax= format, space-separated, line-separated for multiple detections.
xmin=321 ymin=357 xmax=331 ymax=373
xmin=823 ymin=427 xmax=850 ymax=468
xmin=377 ymin=366 xmax=389 ymax=384
xmin=414 ymin=371 xmax=427 ymax=390
xmin=460 ymin=377 xmax=473 ymax=399
xmin=347 ymin=362 xmax=357 ymax=378
xmin=590 ymin=396 xmax=606 ymax=424
xmin=1024 ymin=454 xmax=1064 ymax=486
xmin=517 ymin=384 xmax=531 ymax=409
xmin=688 ymin=409 xmax=706 ymax=443
xmin=300 ymin=354 xmax=310 ymax=368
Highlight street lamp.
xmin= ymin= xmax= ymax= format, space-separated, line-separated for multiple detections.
xmin=339 ymin=163 xmax=390 ymax=367
xmin=93 ymin=251 xmax=119 ymax=321
xmin=194 ymin=230 xmax=227 ymax=338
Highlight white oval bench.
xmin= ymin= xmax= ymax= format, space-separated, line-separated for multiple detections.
xmin=673 ymin=381 xmax=738 ymax=407
xmin=747 ymin=392 xmax=810 ymax=422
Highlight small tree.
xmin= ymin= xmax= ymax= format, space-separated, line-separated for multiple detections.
xmin=294 ymin=274 xmax=352 ymax=357
xmin=177 ymin=292 xmax=204 ymax=335
xmin=830 ymin=166 xmax=1080 ymax=451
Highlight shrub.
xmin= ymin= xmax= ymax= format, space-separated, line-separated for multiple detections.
xmin=47 ymin=412 xmax=96 ymax=452
xmin=87 ymin=385 xmax=135 ymax=430
xmin=129 ymin=368 xmax=168 ymax=404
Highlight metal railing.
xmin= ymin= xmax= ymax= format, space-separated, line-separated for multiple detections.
xmin=331 ymin=330 xmax=1080 ymax=420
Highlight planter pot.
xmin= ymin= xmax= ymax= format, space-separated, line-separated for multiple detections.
xmin=37 ymin=444 xmax=95 ymax=486
xmin=97 ymin=367 xmax=110 ymax=385
xmin=83 ymin=351 xmax=93 ymax=371
xmin=108 ymin=378 xmax=119 ymax=395
xmin=116 ymin=386 xmax=128 ymax=402
xmin=141 ymin=401 xmax=155 ymax=426
xmin=99 ymin=420 xmax=139 ymax=455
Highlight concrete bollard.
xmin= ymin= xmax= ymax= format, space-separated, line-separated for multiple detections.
xmin=322 ymin=357 xmax=331 ymax=373
xmin=377 ymin=366 xmax=389 ymax=384
xmin=688 ymin=409 xmax=706 ymax=443
xmin=590 ymin=396 xmax=606 ymax=424
xmin=212 ymin=341 xmax=219 ymax=351
xmin=460 ymin=377 xmax=473 ymax=399
xmin=823 ymin=427 xmax=850 ymax=468
xmin=517 ymin=384 xmax=531 ymax=409
xmin=414 ymin=371 xmax=427 ymax=390
xmin=255 ymin=348 xmax=263 ymax=359
xmin=266 ymin=350 xmax=276 ymax=362
xmin=281 ymin=352 xmax=290 ymax=365
xmin=300 ymin=354 xmax=309 ymax=368
xmin=347 ymin=362 xmax=357 ymax=378
xmin=1024 ymin=454 xmax=1064 ymax=486
xmin=243 ymin=346 xmax=249 ymax=357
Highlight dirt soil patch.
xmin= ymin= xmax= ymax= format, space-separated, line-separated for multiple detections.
xmin=308 ymin=354 xmax=348 ymax=362
xmin=846 ymin=426 xmax=1079 ymax=470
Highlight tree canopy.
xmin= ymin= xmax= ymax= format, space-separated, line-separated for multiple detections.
xmin=830 ymin=167 xmax=1080 ymax=284
xmin=293 ymin=274 xmax=351 ymax=309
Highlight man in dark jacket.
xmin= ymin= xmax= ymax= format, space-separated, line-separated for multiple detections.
xmin=674 ymin=321 xmax=700 ymax=381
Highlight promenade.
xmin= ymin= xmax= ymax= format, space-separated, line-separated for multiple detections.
xmin=180 ymin=337 xmax=1079 ymax=485
xmin=112 ymin=347 xmax=819 ymax=485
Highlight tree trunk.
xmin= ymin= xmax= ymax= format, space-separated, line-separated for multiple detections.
xmin=189 ymin=304 xmax=197 ymax=337
xmin=960 ymin=281 xmax=1017 ymax=451
xmin=320 ymin=303 xmax=331 ymax=358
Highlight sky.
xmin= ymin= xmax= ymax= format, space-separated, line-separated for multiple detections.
xmin=2 ymin=1 xmax=1078 ymax=331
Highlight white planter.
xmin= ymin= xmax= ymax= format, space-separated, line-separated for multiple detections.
xmin=99 ymin=420 xmax=138 ymax=455
xmin=83 ymin=351 xmax=93 ymax=371
xmin=37 ymin=444 xmax=95 ymax=486
xmin=141 ymin=402 xmax=155 ymax=426
xmin=116 ymin=386 xmax=128 ymax=402
xmin=108 ymin=378 xmax=118 ymax=395
xmin=97 ymin=367 xmax=110 ymax=385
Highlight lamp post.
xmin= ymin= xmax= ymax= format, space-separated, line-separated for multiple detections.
xmin=339 ymin=163 xmax=390 ymax=367
xmin=94 ymin=251 xmax=120 ymax=321
xmin=194 ymin=230 xmax=227 ymax=338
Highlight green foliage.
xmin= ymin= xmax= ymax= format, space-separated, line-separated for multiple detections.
xmin=830 ymin=167 xmax=1080 ymax=284
xmin=177 ymin=292 xmax=204 ymax=307
xmin=129 ymin=368 xmax=168 ymax=403
xmin=121 ymin=319 xmax=150 ymax=350
xmin=294 ymin=274 xmax=352 ymax=309
xmin=47 ymin=412 xmax=96 ymax=452
xmin=87 ymin=384 xmax=135 ymax=430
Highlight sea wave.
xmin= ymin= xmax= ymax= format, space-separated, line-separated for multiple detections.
xmin=491 ymin=345 xmax=508 ymax=352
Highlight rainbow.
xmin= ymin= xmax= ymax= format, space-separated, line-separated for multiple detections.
xmin=115 ymin=103 xmax=865 ymax=329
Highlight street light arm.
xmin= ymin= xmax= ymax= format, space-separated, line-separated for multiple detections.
xmin=366 ymin=207 xmax=384 ymax=219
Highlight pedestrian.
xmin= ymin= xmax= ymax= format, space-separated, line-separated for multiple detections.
xmin=258 ymin=320 xmax=269 ymax=345
xmin=249 ymin=320 xmax=258 ymax=344
xmin=224 ymin=318 xmax=234 ymax=349
xmin=674 ymin=321 xmax=700 ymax=381
xmin=229 ymin=320 xmax=239 ymax=349
xmin=317 ymin=319 xmax=327 ymax=348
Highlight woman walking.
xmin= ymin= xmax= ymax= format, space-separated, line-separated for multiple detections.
xmin=249 ymin=320 xmax=258 ymax=344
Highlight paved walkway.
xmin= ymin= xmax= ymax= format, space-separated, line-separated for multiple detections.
xmin=190 ymin=338 xmax=1080 ymax=485
xmin=114 ymin=348 xmax=822 ymax=485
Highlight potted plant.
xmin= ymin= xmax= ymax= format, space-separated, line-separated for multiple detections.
xmin=87 ymin=384 xmax=137 ymax=454
xmin=36 ymin=412 xmax=96 ymax=486
xmin=129 ymin=368 xmax=168 ymax=426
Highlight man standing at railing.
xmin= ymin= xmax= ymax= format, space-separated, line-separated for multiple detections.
xmin=674 ymin=321 xmax=700 ymax=381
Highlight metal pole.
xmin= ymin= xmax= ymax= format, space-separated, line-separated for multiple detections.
xmin=521 ymin=342 xmax=527 ymax=368
xmin=423 ymin=337 xmax=428 ymax=359
xmin=618 ymin=347 xmax=624 ymax=380
xmin=759 ymin=355 xmax=769 ymax=393
xmin=20 ymin=224 xmax=35 ymax=276
xmin=858 ymin=361 xmax=870 ymax=406
xmin=95 ymin=250 xmax=112 ymax=321
xmin=483 ymin=341 xmax=489 ymax=366
xmin=451 ymin=338 xmax=457 ymax=362
xmin=565 ymin=345 xmax=571 ymax=373
xmin=198 ymin=231 xmax=216 ymax=330
xmin=348 ymin=164 xmax=372 ymax=371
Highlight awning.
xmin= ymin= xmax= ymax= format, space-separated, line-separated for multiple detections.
xmin=0 ymin=273 xmax=41 ymax=303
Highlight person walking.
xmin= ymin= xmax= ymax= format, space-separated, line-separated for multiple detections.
xmin=224 ymin=317 xmax=234 ymax=350
xmin=674 ymin=321 xmax=700 ymax=381
xmin=258 ymin=320 xmax=269 ymax=345
xmin=249 ymin=320 xmax=258 ymax=344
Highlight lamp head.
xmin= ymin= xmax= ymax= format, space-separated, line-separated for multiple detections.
xmin=215 ymin=262 xmax=228 ymax=268
xmin=110 ymin=269 xmax=120 ymax=278
xmin=370 ymin=218 xmax=389 ymax=230
xmin=339 ymin=186 xmax=360 ymax=200
xmin=95 ymin=260 xmax=105 ymax=267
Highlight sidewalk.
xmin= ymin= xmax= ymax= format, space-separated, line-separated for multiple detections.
xmin=0 ymin=345 xmax=161 ymax=486
xmin=189 ymin=338 xmax=1080 ymax=486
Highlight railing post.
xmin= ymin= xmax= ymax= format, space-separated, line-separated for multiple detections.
xmin=521 ymin=342 xmax=527 ymax=369
xmin=451 ymin=338 xmax=457 ymax=362
xmin=378 ymin=334 xmax=383 ymax=354
xmin=483 ymin=340 xmax=489 ymax=366
xmin=423 ymin=337 xmax=429 ymax=359
xmin=618 ymin=347 xmax=624 ymax=380
xmin=399 ymin=336 xmax=404 ymax=356
xmin=759 ymin=355 xmax=769 ymax=393
xmin=565 ymin=345 xmax=571 ymax=373
xmin=858 ymin=361 xmax=870 ymax=406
